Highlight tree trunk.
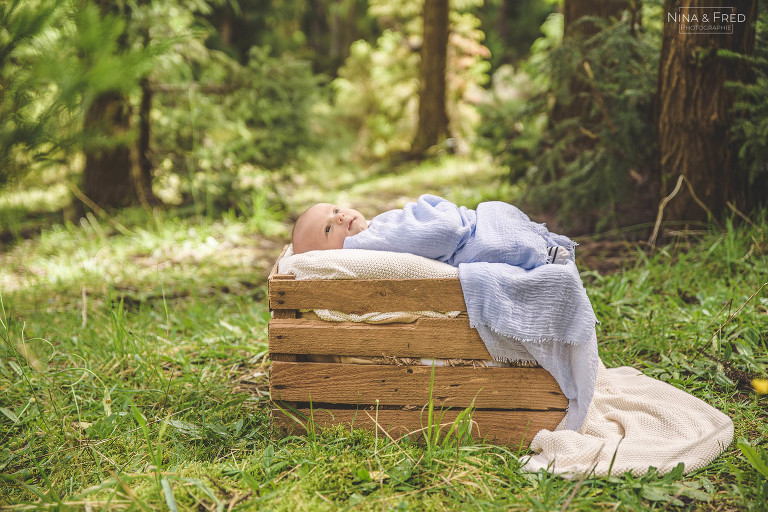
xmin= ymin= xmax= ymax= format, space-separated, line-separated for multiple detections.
xmin=496 ymin=0 xmax=509 ymax=48
xmin=82 ymin=92 xmax=138 ymax=208
xmin=81 ymin=0 xmax=156 ymax=210
xmin=330 ymin=5 xmax=342 ymax=62
xmin=411 ymin=0 xmax=449 ymax=155
xmin=655 ymin=0 xmax=756 ymax=222
xmin=305 ymin=0 xmax=328 ymax=60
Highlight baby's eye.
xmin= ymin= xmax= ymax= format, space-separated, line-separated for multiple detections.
xmin=325 ymin=226 xmax=331 ymax=234
xmin=333 ymin=208 xmax=339 ymax=214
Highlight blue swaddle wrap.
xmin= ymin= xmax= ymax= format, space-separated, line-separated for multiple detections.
xmin=344 ymin=194 xmax=571 ymax=269
xmin=344 ymin=195 xmax=599 ymax=430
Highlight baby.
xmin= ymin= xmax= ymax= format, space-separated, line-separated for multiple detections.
xmin=291 ymin=195 xmax=571 ymax=268
xmin=291 ymin=203 xmax=369 ymax=254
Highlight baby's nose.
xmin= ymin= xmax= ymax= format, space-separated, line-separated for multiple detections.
xmin=336 ymin=212 xmax=345 ymax=223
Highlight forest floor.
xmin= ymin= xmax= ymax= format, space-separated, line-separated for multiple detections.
xmin=1 ymin=155 xmax=767 ymax=510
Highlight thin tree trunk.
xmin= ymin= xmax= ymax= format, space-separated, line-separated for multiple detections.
xmin=497 ymin=0 xmax=509 ymax=48
xmin=136 ymin=78 xmax=156 ymax=206
xmin=411 ymin=0 xmax=449 ymax=155
xmin=655 ymin=0 xmax=756 ymax=222
xmin=306 ymin=0 xmax=328 ymax=58
xmin=330 ymin=6 xmax=341 ymax=62
xmin=344 ymin=0 xmax=358 ymax=62
xmin=221 ymin=5 xmax=233 ymax=47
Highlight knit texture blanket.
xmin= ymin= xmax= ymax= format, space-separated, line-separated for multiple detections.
xmin=343 ymin=195 xmax=598 ymax=430
xmin=522 ymin=361 xmax=734 ymax=477
xmin=279 ymin=244 xmax=459 ymax=280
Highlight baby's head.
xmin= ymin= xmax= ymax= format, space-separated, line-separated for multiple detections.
xmin=292 ymin=203 xmax=368 ymax=254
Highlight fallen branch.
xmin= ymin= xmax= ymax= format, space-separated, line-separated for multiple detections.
xmin=648 ymin=174 xmax=721 ymax=249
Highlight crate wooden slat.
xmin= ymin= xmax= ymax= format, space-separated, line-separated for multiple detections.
xmin=272 ymin=406 xmax=564 ymax=446
xmin=270 ymin=361 xmax=567 ymax=410
xmin=269 ymin=278 xmax=466 ymax=314
xmin=269 ymin=317 xmax=491 ymax=359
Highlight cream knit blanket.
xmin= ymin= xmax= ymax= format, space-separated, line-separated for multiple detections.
xmin=278 ymin=245 xmax=459 ymax=280
xmin=522 ymin=361 xmax=734 ymax=477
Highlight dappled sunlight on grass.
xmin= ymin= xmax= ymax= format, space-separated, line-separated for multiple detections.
xmin=0 ymin=183 xmax=71 ymax=238
xmin=0 ymin=207 xmax=286 ymax=296
xmin=0 ymin=183 xmax=69 ymax=211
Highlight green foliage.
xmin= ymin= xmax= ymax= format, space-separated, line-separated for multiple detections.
xmin=2 ymin=0 xmax=322 ymax=214
xmin=333 ymin=32 xmax=420 ymax=158
xmin=473 ymin=0 xmax=559 ymax=70
xmin=240 ymin=47 xmax=320 ymax=169
xmin=726 ymin=4 xmax=768 ymax=207
xmin=152 ymin=43 xmax=320 ymax=175
xmin=0 ymin=0 xmax=162 ymax=187
xmin=202 ymin=0 xmax=381 ymax=75
xmin=131 ymin=1 xmax=323 ymax=213
xmin=332 ymin=0 xmax=490 ymax=160
xmin=0 ymin=0 xmax=70 ymax=186
xmin=477 ymin=7 xmax=662 ymax=231
xmin=475 ymin=13 xmax=562 ymax=182
xmin=733 ymin=438 xmax=768 ymax=508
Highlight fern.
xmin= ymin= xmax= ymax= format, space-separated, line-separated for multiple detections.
xmin=0 ymin=0 xmax=64 ymax=186
xmin=0 ymin=0 xmax=164 ymax=188
xmin=726 ymin=4 xmax=768 ymax=196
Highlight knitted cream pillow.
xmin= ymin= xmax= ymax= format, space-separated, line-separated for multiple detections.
xmin=278 ymin=245 xmax=459 ymax=280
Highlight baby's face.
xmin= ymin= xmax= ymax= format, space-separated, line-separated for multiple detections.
xmin=293 ymin=203 xmax=367 ymax=253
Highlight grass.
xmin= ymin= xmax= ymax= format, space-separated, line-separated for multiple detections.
xmin=1 ymin=156 xmax=767 ymax=510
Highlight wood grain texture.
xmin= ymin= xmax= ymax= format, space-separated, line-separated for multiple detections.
xmin=269 ymin=317 xmax=491 ymax=358
xmin=268 ymin=354 xmax=299 ymax=362
xmin=268 ymin=278 xmax=466 ymax=314
xmin=271 ymin=273 xmax=296 ymax=280
xmin=272 ymin=405 xmax=564 ymax=446
xmin=270 ymin=362 xmax=567 ymax=410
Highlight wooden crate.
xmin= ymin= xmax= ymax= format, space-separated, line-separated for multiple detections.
xmin=268 ymin=246 xmax=567 ymax=445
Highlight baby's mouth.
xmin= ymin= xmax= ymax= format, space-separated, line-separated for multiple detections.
xmin=348 ymin=218 xmax=355 ymax=230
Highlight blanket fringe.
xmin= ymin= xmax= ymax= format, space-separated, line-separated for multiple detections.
xmin=482 ymin=323 xmax=595 ymax=347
